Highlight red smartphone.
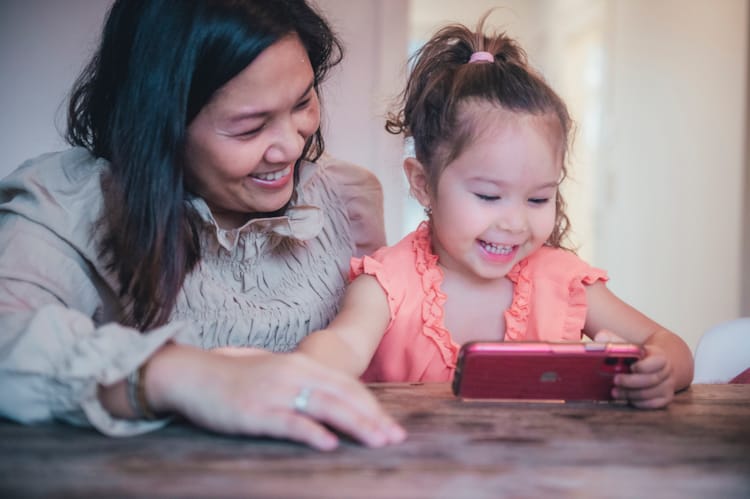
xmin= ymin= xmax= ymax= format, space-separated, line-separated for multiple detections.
xmin=452 ymin=341 xmax=644 ymax=401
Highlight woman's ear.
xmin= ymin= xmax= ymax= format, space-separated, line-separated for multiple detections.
xmin=403 ymin=157 xmax=432 ymax=209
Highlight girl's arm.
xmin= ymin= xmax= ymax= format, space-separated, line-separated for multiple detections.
xmin=296 ymin=274 xmax=391 ymax=377
xmin=583 ymin=281 xmax=694 ymax=408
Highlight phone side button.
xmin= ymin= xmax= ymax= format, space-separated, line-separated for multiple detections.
xmin=584 ymin=342 xmax=607 ymax=351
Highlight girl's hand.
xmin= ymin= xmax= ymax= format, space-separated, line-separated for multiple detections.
xmin=145 ymin=344 xmax=406 ymax=450
xmin=594 ymin=329 xmax=675 ymax=409
xmin=611 ymin=344 xmax=676 ymax=409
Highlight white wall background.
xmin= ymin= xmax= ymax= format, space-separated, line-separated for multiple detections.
xmin=0 ymin=0 xmax=110 ymax=171
xmin=1 ymin=0 xmax=748 ymax=354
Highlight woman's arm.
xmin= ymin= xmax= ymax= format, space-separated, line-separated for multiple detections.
xmin=296 ymin=274 xmax=391 ymax=377
xmin=583 ymin=281 xmax=694 ymax=408
xmin=99 ymin=341 xmax=405 ymax=451
xmin=0 ymin=219 xmax=404 ymax=448
xmin=0 ymin=216 xmax=178 ymax=435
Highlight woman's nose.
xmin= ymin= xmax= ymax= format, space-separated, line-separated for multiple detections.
xmin=264 ymin=119 xmax=306 ymax=164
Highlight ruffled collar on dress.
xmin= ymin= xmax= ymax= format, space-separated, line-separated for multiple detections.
xmin=414 ymin=221 xmax=533 ymax=342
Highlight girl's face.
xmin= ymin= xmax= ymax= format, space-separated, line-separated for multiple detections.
xmin=411 ymin=106 xmax=564 ymax=283
xmin=184 ymin=35 xmax=320 ymax=229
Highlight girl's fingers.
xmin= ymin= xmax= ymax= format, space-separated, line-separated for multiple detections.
xmin=612 ymin=368 xmax=675 ymax=409
xmin=594 ymin=329 xmax=626 ymax=343
xmin=615 ymin=368 xmax=670 ymax=390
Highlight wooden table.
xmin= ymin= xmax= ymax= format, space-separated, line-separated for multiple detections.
xmin=1 ymin=383 xmax=748 ymax=498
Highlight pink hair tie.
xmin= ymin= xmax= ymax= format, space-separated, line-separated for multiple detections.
xmin=469 ymin=51 xmax=494 ymax=64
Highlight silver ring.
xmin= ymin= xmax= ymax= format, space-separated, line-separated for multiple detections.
xmin=293 ymin=387 xmax=312 ymax=413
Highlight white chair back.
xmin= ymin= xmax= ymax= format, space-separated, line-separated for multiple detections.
xmin=693 ymin=318 xmax=750 ymax=383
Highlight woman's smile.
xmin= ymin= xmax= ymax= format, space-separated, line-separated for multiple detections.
xmin=248 ymin=164 xmax=294 ymax=188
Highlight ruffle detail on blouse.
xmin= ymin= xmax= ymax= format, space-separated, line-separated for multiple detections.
xmin=412 ymin=223 xmax=459 ymax=368
xmin=504 ymin=247 xmax=609 ymax=341
xmin=504 ymin=258 xmax=531 ymax=341
xmin=563 ymin=267 xmax=608 ymax=337
xmin=189 ymin=197 xmax=324 ymax=252
xmin=350 ymin=254 xmax=399 ymax=329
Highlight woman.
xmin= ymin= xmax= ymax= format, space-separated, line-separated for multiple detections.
xmin=0 ymin=0 xmax=404 ymax=450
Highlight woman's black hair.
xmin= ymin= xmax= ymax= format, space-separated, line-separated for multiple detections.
xmin=66 ymin=0 xmax=342 ymax=329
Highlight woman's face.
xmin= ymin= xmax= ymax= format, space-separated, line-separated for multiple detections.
xmin=184 ymin=34 xmax=320 ymax=228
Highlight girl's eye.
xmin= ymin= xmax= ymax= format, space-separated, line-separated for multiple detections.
xmin=475 ymin=193 xmax=500 ymax=201
xmin=529 ymin=198 xmax=550 ymax=205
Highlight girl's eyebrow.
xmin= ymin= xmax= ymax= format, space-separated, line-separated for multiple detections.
xmin=225 ymin=81 xmax=315 ymax=124
xmin=470 ymin=178 xmax=560 ymax=189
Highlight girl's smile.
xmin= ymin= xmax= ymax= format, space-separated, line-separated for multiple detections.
xmin=477 ymin=240 xmax=519 ymax=264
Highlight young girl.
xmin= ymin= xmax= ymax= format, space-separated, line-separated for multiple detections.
xmin=298 ymin=17 xmax=694 ymax=409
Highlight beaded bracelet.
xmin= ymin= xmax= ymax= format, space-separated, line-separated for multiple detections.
xmin=126 ymin=363 xmax=159 ymax=420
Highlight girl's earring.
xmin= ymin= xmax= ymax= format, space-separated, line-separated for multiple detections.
xmin=424 ymin=206 xmax=432 ymax=218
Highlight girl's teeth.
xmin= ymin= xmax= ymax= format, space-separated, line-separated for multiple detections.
xmin=252 ymin=166 xmax=291 ymax=181
xmin=481 ymin=241 xmax=513 ymax=255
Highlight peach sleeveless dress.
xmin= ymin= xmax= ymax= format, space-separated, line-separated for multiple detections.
xmin=351 ymin=222 xmax=608 ymax=382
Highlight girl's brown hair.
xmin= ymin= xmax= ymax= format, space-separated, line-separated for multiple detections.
xmin=386 ymin=13 xmax=573 ymax=248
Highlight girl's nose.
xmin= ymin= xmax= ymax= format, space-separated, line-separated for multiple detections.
xmin=497 ymin=204 xmax=527 ymax=234
xmin=264 ymin=119 xmax=306 ymax=164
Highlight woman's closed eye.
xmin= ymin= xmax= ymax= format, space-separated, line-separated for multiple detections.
xmin=234 ymin=124 xmax=266 ymax=138
xmin=294 ymin=97 xmax=312 ymax=111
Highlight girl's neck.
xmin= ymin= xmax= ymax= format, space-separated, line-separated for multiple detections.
xmin=440 ymin=269 xmax=514 ymax=344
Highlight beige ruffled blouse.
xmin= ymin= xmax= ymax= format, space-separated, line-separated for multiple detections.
xmin=0 ymin=147 xmax=385 ymax=436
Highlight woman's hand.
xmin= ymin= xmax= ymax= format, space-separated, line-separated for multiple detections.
xmin=594 ymin=330 xmax=676 ymax=409
xmin=144 ymin=343 xmax=406 ymax=450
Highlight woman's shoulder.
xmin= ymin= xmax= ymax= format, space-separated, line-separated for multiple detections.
xmin=0 ymin=147 xmax=108 ymax=259
xmin=302 ymin=153 xmax=385 ymax=256
xmin=2 ymin=147 xmax=106 ymax=197
xmin=298 ymin=153 xmax=382 ymax=206
xmin=310 ymin=153 xmax=381 ymax=190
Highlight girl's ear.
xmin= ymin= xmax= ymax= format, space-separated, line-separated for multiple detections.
xmin=403 ymin=157 xmax=432 ymax=208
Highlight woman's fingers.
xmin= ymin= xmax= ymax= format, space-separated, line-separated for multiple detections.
xmin=281 ymin=354 xmax=407 ymax=446
xmin=291 ymin=383 xmax=402 ymax=448
xmin=246 ymin=408 xmax=341 ymax=451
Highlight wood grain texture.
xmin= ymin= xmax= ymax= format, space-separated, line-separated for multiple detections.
xmin=1 ymin=383 xmax=748 ymax=498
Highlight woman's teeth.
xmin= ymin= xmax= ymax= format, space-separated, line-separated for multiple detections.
xmin=480 ymin=241 xmax=514 ymax=255
xmin=251 ymin=165 xmax=291 ymax=181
